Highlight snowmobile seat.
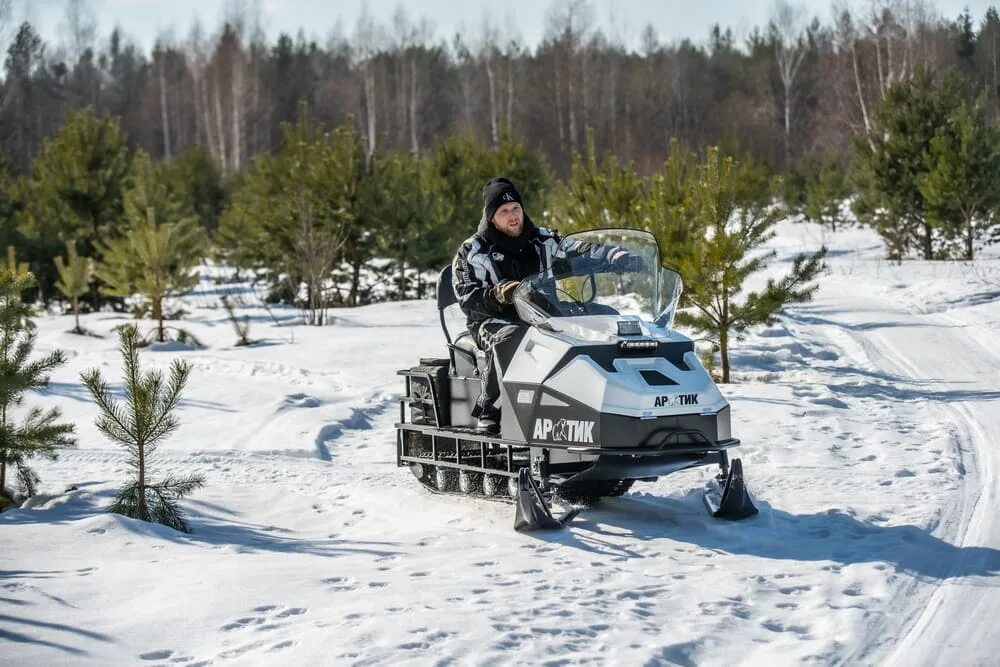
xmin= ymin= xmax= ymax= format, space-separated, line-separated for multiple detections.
xmin=437 ymin=265 xmax=485 ymax=377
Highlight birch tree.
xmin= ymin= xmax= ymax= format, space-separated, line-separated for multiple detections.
xmin=769 ymin=1 xmax=809 ymax=166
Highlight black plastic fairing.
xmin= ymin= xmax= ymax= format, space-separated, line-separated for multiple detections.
xmin=507 ymin=381 xmax=730 ymax=449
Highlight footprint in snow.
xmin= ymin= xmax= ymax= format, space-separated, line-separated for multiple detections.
xmin=811 ymin=396 xmax=849 ymax=409
xmin=762 ymin=620 xmax=813 ymax=638
xmin=220 ymin=606 xmax=308 ymax=633
xmin=283 ymin=393 xmax=321 ymax=409
xmin=778 ymin=585 xmax=811 ymax=595
xmin=140 ymin=649 xmax=173 ymax=660
xmin=322 ymin=576 xmax=358 ymax=592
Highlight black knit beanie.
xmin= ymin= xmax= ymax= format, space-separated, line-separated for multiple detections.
xmin=482 ymin=177 xmax=523 ymax=223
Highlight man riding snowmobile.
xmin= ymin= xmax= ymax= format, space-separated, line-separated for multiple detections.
xmin=452 ymin=177 xmax=642 ymax=434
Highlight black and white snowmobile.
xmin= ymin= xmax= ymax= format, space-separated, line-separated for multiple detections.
xmin=395 ymin=228 xmax=757 ymax=531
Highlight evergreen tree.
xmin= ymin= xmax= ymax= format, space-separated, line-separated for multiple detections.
xmin=675 ymin=148 xmax=826 ymax=383
xmin=17 ymin=107 xmax=132 ymax=299
xmin=0 ymin=271 xmax=76 ymax=508
xmin=644 ymin=139 xmax=704 ymax=268
xmin=3 ymin=23 xmax=48 ymax=176
xmin=219 ymin=107 xmax=361 ymax=320
xmin=954 ymin=8 xmax=977 ymax=74
xmin=0 ymin=155 xmax=22 ymax=258
xmin=80 ymin=324 xmax=203 ymax=532
xmin=919 ymin=99 xmax=1000 ymax=259
xmin=432 ymin=133 xmax=551 ymax=258
xmin=852 ymin=66 xmax=967 ymax=260
xmin=53 ymin=241 xmax=92 ymax=334
xmin=5 ymin=246 xmax=29 ymax=277
xmin=803 ymin=156 xmax=851 ymax=232
xmin=546 ymin=131 xmax=646 ymax=233
xmin=160 ymin=145 xmax=227 ymax=234
xmin=369 ymin=151 xmax=453 ymax=299
xmin=96 ymin=152 xmax=205 ymax=342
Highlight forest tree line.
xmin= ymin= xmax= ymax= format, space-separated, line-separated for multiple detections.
xmin=2 ymin=1 xmax=999 ymax=175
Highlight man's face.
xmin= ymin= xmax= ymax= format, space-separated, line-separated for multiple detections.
xmin=493 ymin=201 xmax=524 ymax=237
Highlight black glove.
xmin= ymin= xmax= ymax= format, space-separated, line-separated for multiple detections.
xmin=611 ymin=251 xmax=644 ymax=273
xmin=493 ymin=280 xmax=521 ymax=304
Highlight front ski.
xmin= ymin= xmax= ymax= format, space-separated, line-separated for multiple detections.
xmin=704 ymin=458 xmax=758 ymax=520
xmin=514 ymin=468 xmax=580 ymax=531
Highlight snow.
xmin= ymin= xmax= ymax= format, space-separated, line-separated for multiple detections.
xmin=4 ymin=221 xmax=1000 ymax=665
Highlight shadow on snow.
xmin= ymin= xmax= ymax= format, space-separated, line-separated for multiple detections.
xmin=538 ymin=492 xmax=1000 ymax=582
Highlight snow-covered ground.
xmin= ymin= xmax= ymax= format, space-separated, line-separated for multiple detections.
xmin=4 ymin=221 xmax=1000 ymax=666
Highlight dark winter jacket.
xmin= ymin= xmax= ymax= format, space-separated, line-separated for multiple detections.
xmin=451 ymin=214 xmax=621 ymax=330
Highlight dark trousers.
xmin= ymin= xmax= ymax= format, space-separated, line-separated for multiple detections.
xmin=471 ymin=318 xmax=528 ymax=420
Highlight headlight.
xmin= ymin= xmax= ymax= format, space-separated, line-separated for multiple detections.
xmin=619 ymin=339 xmax=658 ymax=353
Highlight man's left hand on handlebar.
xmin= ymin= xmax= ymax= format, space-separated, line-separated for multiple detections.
xmin=609 ymin=250 xmax=644 ymax=273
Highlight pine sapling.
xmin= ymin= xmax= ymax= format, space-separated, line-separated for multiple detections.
xmin=221 ymin=294 xmax=252 ymax=346
xmin=5 ymin=246 xmax=29 ymax=277
xmin=676 ymin=149 xmax=826 ymax=383
xmin=96 ymin=151 xmax=205 ymax=343
xmin=80 ymin=324 xmax=204 ymax=532
xmin=0 ymin=271 xmax=76 ymax=508
xmin=54 ymin=241 xmax=93 ymax=334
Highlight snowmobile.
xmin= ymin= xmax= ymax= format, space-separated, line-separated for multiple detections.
xmin=395 ymin=228 xmax=757 ymax=531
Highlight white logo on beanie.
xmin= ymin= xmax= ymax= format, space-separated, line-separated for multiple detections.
xmin=502 ymin=192 xmax=515 ymax=202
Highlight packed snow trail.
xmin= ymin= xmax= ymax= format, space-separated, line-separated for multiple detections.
xmin=842 ymin=301 xmax=1000 ymax=667
xmin=767 ymin=237 xmax=1000 ymax=664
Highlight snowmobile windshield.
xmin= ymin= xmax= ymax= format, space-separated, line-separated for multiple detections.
xmin=513 ymin=228 xmax=683 ymax=329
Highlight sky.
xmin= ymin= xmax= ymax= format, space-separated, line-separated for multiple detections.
xmin=19 ymin=0 xmax=1000 ymax=53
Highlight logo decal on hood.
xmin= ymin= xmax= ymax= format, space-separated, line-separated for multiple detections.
xmin=654 ymin=393 xmax=699 ymax=407
xmin=532 ymin=418 xmax=595 ymax=444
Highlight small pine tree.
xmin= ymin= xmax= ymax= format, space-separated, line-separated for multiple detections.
xmin=644 ymin=139 xmax=703 ymax=268
xmin=97 ymin=153 xmax=205 ymax=342
xmin=676 ymin=148 xmax=827 ymax=383
xmin=0 ymin=271 xmax=77 ymax=508
xmin=369 ymin=151 xmax=453 ymax=299
xmin=16 ymin=107 xmax=132 ymax=301
xmin=220 ymin=294 xmax=252 ymax=346
xmin=53 ymin=242 xmax=93 ymax=334
xmin=852 ymin=66 xmax=966 ymax=261
xmin=80 ymin=324 xmax=203 ymax=532
xmin=803 ymin=157 xmax=850 ymax=233
xmin=5 ymin=246 xmax=29 ymax=277
xmin=218 ymin=108 xmax=356 ymax=322
xmin=546 ymin=131 xmax=646 ymax=234
xmin=919 ymin=99 xmax=1000 ymax=260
